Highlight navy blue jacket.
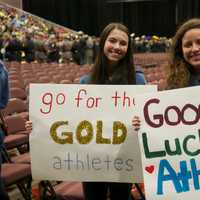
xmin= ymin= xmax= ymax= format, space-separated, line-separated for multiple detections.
xmin=80 ymin=71 xmax=146 ymax=85
xmin=0 ymin=61 xmax=9 ymax=110
xmin=0 ymin=61 xmax=9 ymax=148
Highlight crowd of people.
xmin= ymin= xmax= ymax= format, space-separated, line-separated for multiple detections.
xmin=0 ymin=3 xmax=99 ymax=65
xmin=132 ymin=35 xmax=171 ymax=53
xmin=0 ymin=3 xmax=171 ymax=66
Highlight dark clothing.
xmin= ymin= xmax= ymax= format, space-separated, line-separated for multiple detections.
xmin=5 ymin=38 xmax=22 ymax=62
xmin=47 ymin=42 xmax=60 ymax=63
xmin=22 ymin=38 xmax=35 ymax=62
xmin=47 ymin=50 xmax=60 ymax=63
xmin=80 ymin=71 xmax=146 ymax=85
xmin=83 ymin=182 xmax=132 ymax=200
xmin=0 ymin=128 xmax=9 ymax=200
xmin=71 ymin=38 xmax=86 ymax=65
xmin=189 ymin=73 xmax=200 ymax=86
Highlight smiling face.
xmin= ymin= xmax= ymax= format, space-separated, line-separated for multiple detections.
xmin=182 ymin=28 xmax=200 ymax=72
xmin=103 ymin=28 xmax=129 ymax=66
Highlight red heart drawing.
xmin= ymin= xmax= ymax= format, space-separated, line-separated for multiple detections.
xmin=145 ymin=165 xmax=154 ymax=174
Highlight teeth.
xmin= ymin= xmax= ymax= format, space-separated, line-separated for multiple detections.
xmin=111 ymin=51 xmax=120 ymax=54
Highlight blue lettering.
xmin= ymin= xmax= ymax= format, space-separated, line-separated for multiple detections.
xmin=191 ymin=158 xmax=200 ymax=190
xmin=177 ymin=160 xmax=192 ymax=192
xmin=157 ymin=159 xmax=200 ymax=195
xmin=157 ymin=159 xmax=183 ymax=194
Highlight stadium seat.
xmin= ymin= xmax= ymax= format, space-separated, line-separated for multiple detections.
xmin=39 ymin=180 xmax=84 ymax=200
xmin=3 ymin=98 xmax=29 ymax=120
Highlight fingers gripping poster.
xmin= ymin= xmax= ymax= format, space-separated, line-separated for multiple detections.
xmin=29 ymin=84 xmax=156 ymax=182
xmin=135 ymin=86 xmax=200 ymax=200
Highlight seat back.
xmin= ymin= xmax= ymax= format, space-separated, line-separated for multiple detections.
xmin=4 ymin=115 xmax=27 ymax=135
xmin=3 ymin=98 xmax=28 ymax=116
xmin=10 ymin=87 xmax=27 ymax=100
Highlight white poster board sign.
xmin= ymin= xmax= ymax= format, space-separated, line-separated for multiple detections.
xmin=29 ymin=84 xmax=156 ymax=182
xmin=136 ymin=86 xmax=200 ymax=199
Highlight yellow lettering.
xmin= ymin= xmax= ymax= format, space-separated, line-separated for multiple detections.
xmin=113 ymin=121 xmax=127 ymax=144
xmin=76 ymin=120 xmax=93 ymax=144
xmin=96 ymin=121 xmax=111 ymax=144
xmin=50 ymin=121 xmax=73 ymax=144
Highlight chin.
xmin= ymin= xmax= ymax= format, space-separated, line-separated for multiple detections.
xmin=109 ymin=57 xmax=120 ymax=62
xmin=191 ymin=63 xmax=200 ymax=72
xmin=191 ymin=62 xmax=200 ymax=67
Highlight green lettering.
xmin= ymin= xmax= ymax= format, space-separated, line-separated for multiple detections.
xmin=142 ymin=132 xmax=166 ymax=158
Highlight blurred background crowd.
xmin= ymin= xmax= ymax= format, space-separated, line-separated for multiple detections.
xmin=0 ymin=3 xmax=171 ymax=65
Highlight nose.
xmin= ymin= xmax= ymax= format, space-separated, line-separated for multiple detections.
xmin=113 ymin=42 xmax=120 ymax=49
xmin=191 ymin=43 xmax=200 ymax=52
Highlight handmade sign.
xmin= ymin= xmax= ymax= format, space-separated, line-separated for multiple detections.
xmin=29 ymin=84 xmax=156 ymax=182
xmin=136 ymin=86 xmax=200 ymax=199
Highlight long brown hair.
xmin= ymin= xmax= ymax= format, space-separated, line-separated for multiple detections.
xmin=168 ymin=18 xmax=200 ymax=88
xmin=90 ymin=22 xmax=136 ymax=84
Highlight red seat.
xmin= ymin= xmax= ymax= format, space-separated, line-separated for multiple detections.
xmin=54 ymin=182 xmax=84 ymax=200
xmin=3 ymin=115 xmax=30 ymax=151
xmin=9 ymin=80 xmax=25 ymax=89
xmin=60 ymin=79 xmax=73 ymax=84
xmin=4 ymin=134 xmax=29 ymax=150
xmin=39 ymin=181 xmax=84 ymax=200
xmin=2 ymin=163 xmax=31 ymax=186
xmin=3 ymin=98 xmax=29 ymax=120
xmin=131 ymin=183 xmax=145 ymax=200
xmin=11 ymin=152 xmax=31 ymax=164
xmin=10 ymin=87 xmax=27 ymax=100
xmin=2 ymin=163 xmax=32 ymax=200
xmin=4 ymin=115 xmax=29 ymax=135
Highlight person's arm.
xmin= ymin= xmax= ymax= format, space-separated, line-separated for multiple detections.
xmin=0 ymin=64 xmax=9 ymax=109
xmin=136 ymin=71 xmax=147 ymax=85
xmin=79 ymin=74 xmax=90 ymax=84
xmin=132 ymin=72 xmax=145 ymax=131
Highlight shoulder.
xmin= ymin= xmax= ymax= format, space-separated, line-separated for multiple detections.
xmin=79 ymin=74 xmax=91 ymax=84
xmin=135 ymin=70 xmax=146 ymax=85
xmin=0 ymin=60 xmax=4 ymax=71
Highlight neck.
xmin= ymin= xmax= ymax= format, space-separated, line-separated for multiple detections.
xmin=107 ymin=61 xmax=118 ymax=75
xmin=191 ymin=66 xmax=200 ymax=75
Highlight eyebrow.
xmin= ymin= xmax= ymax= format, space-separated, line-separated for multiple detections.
xmin=108 ymin=36 xmax=128 ymax=42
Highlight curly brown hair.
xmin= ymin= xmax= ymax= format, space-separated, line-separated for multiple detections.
xmin=168 ymin=18 xmax=200 ymax=88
